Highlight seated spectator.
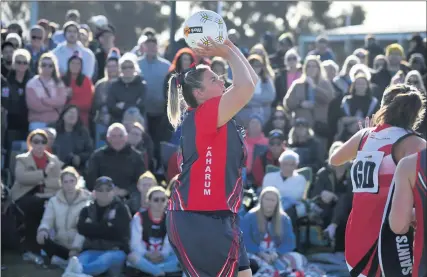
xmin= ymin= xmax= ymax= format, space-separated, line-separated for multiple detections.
xmin=52 ymin=21 xmax=96 ymax=78
xmin=2 ymin=49 xmax=32 ymax=148
xmin=263 ymin=106 xmax=290 ymax=138
xmin=63 ymin=176 xmax=131 ymax=277
xmin=128 ymin=186 xmax=179 ymax=276
xmin=373 ymin=55 xmax=387 ymax=71
xmin=308 ymin=141 xmax=353 ymax=252
xmin=52 ymin=105 xmax=94 ymax=173
xmin=408 ymin=53 xmax=426 ymax=77
xmin=283 ymin=55 xmax=335 ymax=147
xmin=335 ymin=72 xmax=379 ymax=142
xmin=241 ymin=187 xmax=296 ymax=272
xmin=353 ymin=48 xmax=368 ymax=66
xmin=9 ymin=129 xmax=63 ymax=264
xmin=127 ymin=122 xmax=155 ymax=172
xmin=245 ymin=115 xmax=269 ymax=174
xmin=86 ymin=123 xmax=146 ymax=197
xmin=273 ymin=48 xmax=302 ymax=107
xmin=122 ymin=106 xmax=145 ymax=130
xmin=251 ymin=129 xmax=286 ymax=188
xmin=36 ymin=167 xmax=91 ymax=266
xmin=237 ymin=54 xmax=276 ymax=126
xmin=5 ymin=33 xmax=22 ymax=49
xmin=287 ymin=118 xmax=323 ymax=173
xmin=26 ymin=52 xmax=67 ymax=131
xmin=61 ymin=53 xmax=94 ymax=127
xmin=107 ymin=53 xmax=146 ymax=123
xmin=262 ymin=150 xmax=306 ymax=210
xmin=25 ymin=25 xmax=48 ymax=74
xmin=127 ymin=171 xmax=158 ymax=215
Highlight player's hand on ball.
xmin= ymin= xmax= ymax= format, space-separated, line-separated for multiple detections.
xmin=194 ymin=37 xmax=231 ymax=59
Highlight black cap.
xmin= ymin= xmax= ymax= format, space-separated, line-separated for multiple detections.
xmin=1 ymin=41 xmax=15 ymax=50
xmin=94 ymin=176 xmax=114 ymax=190
xmin=269 ymin=129 xmax=285 ymax=141
xmin=96 ymin=24 xmax=115 ymax=39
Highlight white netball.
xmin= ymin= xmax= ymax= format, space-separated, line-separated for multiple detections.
xmin=183 ymin=10 xmax=228 ymax=49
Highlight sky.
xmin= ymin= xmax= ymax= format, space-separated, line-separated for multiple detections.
xmin=176 ymin=1 xmax=427 ymax=28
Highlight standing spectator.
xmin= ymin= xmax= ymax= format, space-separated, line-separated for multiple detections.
xmin=52 ymin=21 xmax=96 ymax=79
xmin=2 ymin=49 xmax=32 ymax=146
xmin=245 ymin=115 xmax=269 ymax=174
xmin=137 ymin=35 xmax=170 ymax=158
xmin=128 ymin=186 xmax=180 ymax=276
xmin=270 ymin=32 xmax=295 ymax=70
xmin=353 ymin=48 xmax=368 ymax=66
xmin=237 ymin=54 xmax=276 ymax=126
xmin=364 ymin=35 xmax=384 ymax=68
xmin=107 ymin=53 xmax=146 ymax=123
xmin=249 ymin=43 xmax=275 ymax=80
xmin=61 ymin=53 xmax=94 ymax=127
xmin=407 ymin=34 xmax=427 ymax=65
xmin=284 ymin=55 xmax=335 ymax=147
xmin=94 ymin=25 xmax=115 ymax=82
xmin=52 ymin=105 xmax=94 ymax=173
xmin=210 ymin=57 xmax=233 ymax=88
xmin=273 ymin=48 xmax=302 ymax=107
xmin=51 ymin=9 xmax=81 ymax=45
xmin=25 ymin=25 xmax=48 ymax=74
xmin=9 ymin=129 xmax=63 ymax=264
xmin=307 ymin=36 xmax=336 ymax=62
xmin=64 ymin=176 xmax=131 ymax=277
xmin=26 ymin=52 xmax=67 ymax=130
xmin=86 ymin=123 xmax=146 ymax=196
xmin=409 ymin=54 xmax=426 ymax=77
xmin=36 ymin=167 xmax=91 ymax=266
xmin=37 ymin=19 xmax=57 ymax=50
xmin=1 ymin=41 xmax=16 ymax=77
xmin=5 ymin=33 xmax=22 ymax=49
xmin=332 ymin=55 xmax=360 ymax=96
xmin=322 ymin=60 xmax=339 ymax=84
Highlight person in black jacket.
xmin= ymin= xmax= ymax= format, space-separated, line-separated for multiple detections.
xmin=86 ymin=123 xmax=146 ymax=197
xmin=64 ymin=176 xmax=132 ymax=277
xmin=106 ymin=53 xmax=146 ymax=123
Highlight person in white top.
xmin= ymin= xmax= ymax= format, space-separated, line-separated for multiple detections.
xmin=52 ymin=21 xmax=95 ymax=78
xmin=262 ymin=149 xmax=307 ymax=209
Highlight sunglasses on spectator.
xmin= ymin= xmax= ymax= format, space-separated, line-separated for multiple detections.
xmin=273 ymin=115 xmax=285 ymax=120
xmin=41 ymin=63 xmax=54 ymax=68
xmin=269 ymin=141 xmax=282 ymax=146
xmin=31 ymin=139 xmax=48 ymax=145
xmin=152 ymin=197 xmax=167 ymax=203
xmin=287 ymin=56 xmax=297 ymax=61
xmin=31 ymin=35 xmax=43 ymax=40
xmin=410 ymin=80 xmax=419 ymax=85
xmin=95 ymin=187 xmax=113 ymax=193
xmin=15 ymin=60 xmax=28 ymax=65
xmin=121 ymin=66 xmax=134 ymax=70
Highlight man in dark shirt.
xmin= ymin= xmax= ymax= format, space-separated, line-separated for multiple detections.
xmin=1 ymin=41 xmax=15 ymax=78
xmin=86 ymin=123 xmax=146 ymax=196
xmin=64 ymin=176 xmax=131 ymax=277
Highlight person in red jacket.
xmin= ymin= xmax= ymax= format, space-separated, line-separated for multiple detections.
xmin=62 ymin=52 xmax=94 ymax=127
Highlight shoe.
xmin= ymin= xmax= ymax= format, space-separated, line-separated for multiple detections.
xmin=22 ymin=251 xmax=44 ymax=265
xmin=51 ymin=255 xmax=68 ymax=269
xmin=64 ymin=256 xmax=83 ymax=274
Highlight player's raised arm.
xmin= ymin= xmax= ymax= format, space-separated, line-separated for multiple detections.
xmin=194 ymin=38 xmax=256 ymax=127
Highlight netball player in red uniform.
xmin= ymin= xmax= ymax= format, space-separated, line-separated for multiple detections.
xmin=389 ymin=148 xmax=427 ymax=277
xmin=165 ymin=37 xmax=258 ymax=277
xmin=329 ymin=84 xmax=426 ymax=277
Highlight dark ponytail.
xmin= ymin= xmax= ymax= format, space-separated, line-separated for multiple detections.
xmin=373 ymin=84 xmax=426 ymax=130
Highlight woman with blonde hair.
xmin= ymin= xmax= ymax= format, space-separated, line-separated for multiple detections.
xmin=241 ymin=186 xmax=296 ymax=272
xmin=36 ymin=166 xmax=91 ymax=266
xmin=25 ymin=52 xmax=67 ymax=131
xmin=283 ymin=55 xmax=335 ymax=147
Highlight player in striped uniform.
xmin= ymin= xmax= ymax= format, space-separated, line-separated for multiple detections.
xmin=329 ymin=84 xmax=426 ymax=277
xmin=389 ymin=148 xmax=427 ymax=277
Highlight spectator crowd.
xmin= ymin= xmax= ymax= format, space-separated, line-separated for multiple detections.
xmin=1 ymin=8 xmax=426 ymax=277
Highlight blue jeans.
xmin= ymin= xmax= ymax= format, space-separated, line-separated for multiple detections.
xmin=78 ymin=250 xmax=126 ymax=276
xmin=129 ymin=254 xmax=180 ymax=276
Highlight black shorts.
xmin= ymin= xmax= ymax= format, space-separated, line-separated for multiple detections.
xmin=166 ymin=211 xmax=250 ymax=277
